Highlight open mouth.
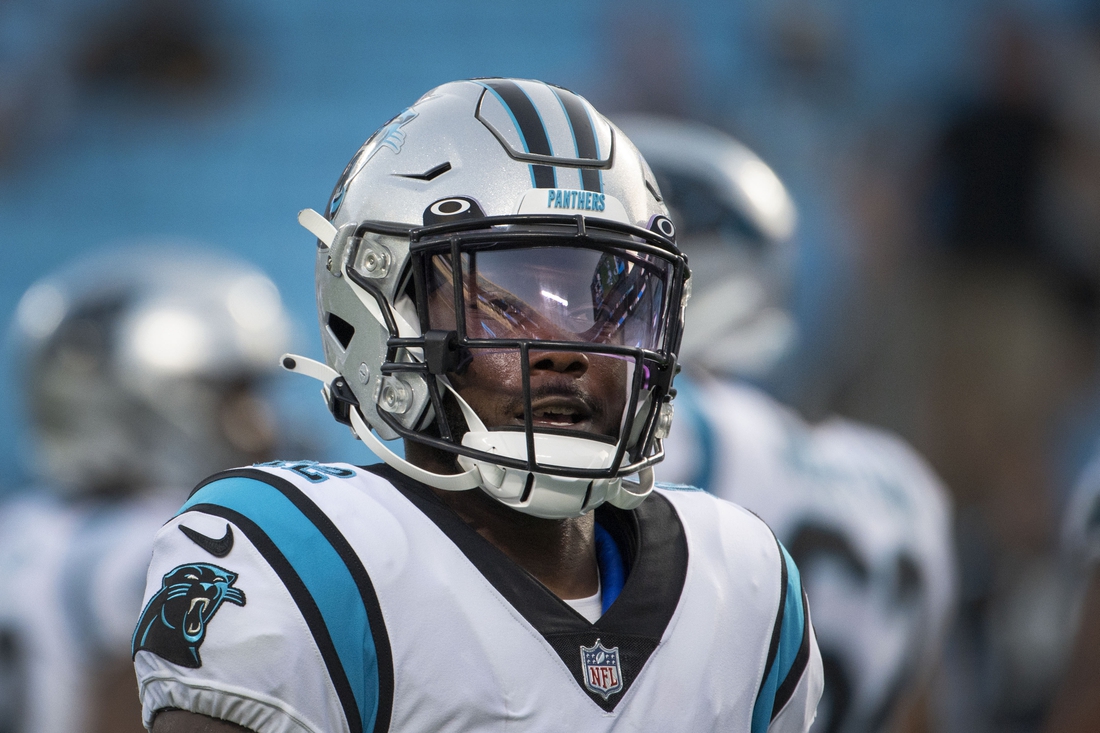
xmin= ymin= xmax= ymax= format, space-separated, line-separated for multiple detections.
xmin=523 ymin=395 xmax=595 ymax=428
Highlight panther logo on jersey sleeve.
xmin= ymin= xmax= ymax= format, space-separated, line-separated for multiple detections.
xmin=132 ymin=562 xmax=246 ymax=668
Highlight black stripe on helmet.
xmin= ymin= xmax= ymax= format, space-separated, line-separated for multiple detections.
xmin=483 ymin=79 xmax=556 ymax=188
xmin=553 ymin=87 xmax=602 ymax=193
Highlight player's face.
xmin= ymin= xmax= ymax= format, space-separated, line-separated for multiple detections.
xmin=444 ymin=344 xmax=628 ymax=440
xmin=423 ymin=245 xmax=670 ymax=440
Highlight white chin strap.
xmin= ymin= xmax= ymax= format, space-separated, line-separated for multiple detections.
xmin=281 ymin=353 xmax=653 ymax=518
xmin=439 ymin=378 xmax=653 ymax=518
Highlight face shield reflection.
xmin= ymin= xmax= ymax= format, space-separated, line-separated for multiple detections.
xmin=426 ymin=245 xmax=669 ymax=351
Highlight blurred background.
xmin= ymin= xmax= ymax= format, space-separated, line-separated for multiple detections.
xmin=3 ymin=0 xmax=1100 ymax=730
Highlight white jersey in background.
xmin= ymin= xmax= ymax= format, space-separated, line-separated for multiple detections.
xmin=134 ymin=460 xmax=823 ymax=733
xmin=1064 ymin=451 xmax=1100 ymax=571
xmin=659 ymin=374 xmax=956 ymax=733
xmin=0 ymin=491 xmax=177 ymax=733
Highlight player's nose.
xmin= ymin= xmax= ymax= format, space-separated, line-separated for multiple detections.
xmin=529 ymin=350 xmax=589 ymax=377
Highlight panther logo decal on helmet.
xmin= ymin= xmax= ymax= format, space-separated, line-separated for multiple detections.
xmin=328 ymin=108 xmax=418 ymax=218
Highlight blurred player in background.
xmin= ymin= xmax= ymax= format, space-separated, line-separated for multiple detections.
xmin=1041 ymin=449 xmax=1100 ymax=732
xmin=621 ymin=116 xmax=957 ymax=733
xmin=0 ymin=246 xmax=290 ymax=733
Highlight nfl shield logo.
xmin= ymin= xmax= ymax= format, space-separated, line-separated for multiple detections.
xmin=580 ymin=639 xmax=624 ymax=699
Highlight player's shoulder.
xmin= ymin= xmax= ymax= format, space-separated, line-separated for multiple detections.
xmin=196 ymin=459 xmax=386 ymax=490
xmin=653 ymin=483 xmax=820 ymax=727
xmin=655 ymin=480 xmax=759 ymax=517
xmin=136 ymin=461 xmax=392 ymax=733
xmin=655 ymin=483 xmax=781 ymax=561
xmin=183 ymin=460 xmax=395 ymax=511
xmin=163 ymin=459 xmax=411 ymax=556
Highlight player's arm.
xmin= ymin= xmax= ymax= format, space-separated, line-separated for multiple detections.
xmin=757 ymin=541 xmax=825 ymax=733
xmin=153 ymin=710 xmax=254 ymax=733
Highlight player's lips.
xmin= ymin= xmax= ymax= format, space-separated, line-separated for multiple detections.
xmin=522 ymin=396 xmax=595 ymax=429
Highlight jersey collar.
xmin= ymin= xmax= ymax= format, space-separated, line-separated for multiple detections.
xmin=365 ymin=463 xmax=688 ymax=711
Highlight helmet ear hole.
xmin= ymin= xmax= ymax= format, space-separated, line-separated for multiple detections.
xmin=326 ymin=313 xmax=355 ymax=349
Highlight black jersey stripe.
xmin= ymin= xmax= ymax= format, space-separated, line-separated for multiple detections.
xmin=750 ymin=533 xmax=792 ymax=733
xmin=761 ymin=535 xmax=789 ymax=688
xmin=187 ymin=467 xmax=395 ymax=733
xmin=182 ymin=503 xmax=364 ymax=733
xmin=483 ymin=79 xmax=556 ymax=188
xmin=553 ymin=87 xmax=603 ymax=192
xmin=772 ymin=589 xmax=813 ymax=719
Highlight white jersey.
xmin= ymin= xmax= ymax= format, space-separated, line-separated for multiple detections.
xmin=134 ymin=460 xmax=823 ymax=733
xmin=0 ymin=491 xmax=178 ymax=733
xmin=659 ymin=376 xmax=956 ymax=733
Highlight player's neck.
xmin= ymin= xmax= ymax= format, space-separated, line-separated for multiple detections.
xmin=430 ymin=485 xmax=600 ymax=601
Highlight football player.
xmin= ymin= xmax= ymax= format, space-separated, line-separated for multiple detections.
xmin=0 ymin=246 xmax=290 ymax=733
xmin=133 ymin=78 xmax=824 ymax=733
xmin=618 ymin=116 xmax=957 ymax=733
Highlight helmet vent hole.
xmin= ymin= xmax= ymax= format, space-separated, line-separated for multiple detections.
xmin=326 ymin=313 xmax=355 ymax=350
xmin=396 ymin=161 xmax=452 ymax=181
xmin=520 ymin=473 xmax=534 ymax=503
xmin=645 ymin=178 xmax=663 ymax=202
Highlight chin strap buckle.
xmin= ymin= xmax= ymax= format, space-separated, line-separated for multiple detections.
xmin=327 ymin=376 xmax=360 ymax=426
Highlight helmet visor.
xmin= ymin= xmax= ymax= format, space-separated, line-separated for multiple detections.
xmin=426 ymin=244 xmax=671 ymax=351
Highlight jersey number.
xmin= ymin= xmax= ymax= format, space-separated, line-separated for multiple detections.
xmin=256 ymin=460 xmax=357 ymax=483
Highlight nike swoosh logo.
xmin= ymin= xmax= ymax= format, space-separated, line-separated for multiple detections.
xmin=179 ymin=524 xmax=234 ymax=558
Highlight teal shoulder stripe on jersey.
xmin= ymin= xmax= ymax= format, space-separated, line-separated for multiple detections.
xmin=180 ymin=477 xmax=379 ymax=733
xmin=750 ymin=541 xmax=806 ymax=733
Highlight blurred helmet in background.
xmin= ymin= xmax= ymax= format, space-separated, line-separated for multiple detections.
xmin=12 ymin=245 xmax=291 ymax=496
xmin=615 ymin=115 xmax=798 ymax=379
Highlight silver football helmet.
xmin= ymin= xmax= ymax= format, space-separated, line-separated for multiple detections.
xmin=615 ymin=116 xmax=797 ymax=378
xmin=13 ymin=245 xmax=292 ymax=496
xmin=288 ymin=78 xmax=689 ymax=519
